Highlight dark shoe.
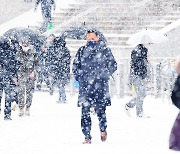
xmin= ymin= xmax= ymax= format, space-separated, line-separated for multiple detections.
xmin=49 ymin=89 xmax=53 ymax=95
xmin=36 ymin=84 xmax=41 ymax=91
xmin=137 ymin=113 xmax=150 ymax=118
xmin=101 ymin=131 xmax=107 ymax=142
xmin=82 ymin=138 xmax=91 ymax=144
xmin=4 ymin=115 xmax=12 ymax=120
xmin=125 ymin=104 xmax=131 ymax=117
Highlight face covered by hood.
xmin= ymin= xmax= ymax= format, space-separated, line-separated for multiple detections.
xmin=54 ymin=37 xmax=66 ymax=48
xmin=20 ymin=41 xmax=31 ymax=53
xmin=85 ymin=29 xmax=107 ymax=49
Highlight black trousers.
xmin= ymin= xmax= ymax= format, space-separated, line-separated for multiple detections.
xmin=81 ymin=104 xmax=107 ymax=140
xmin=0 ymin=77 xmax=16 ymax=117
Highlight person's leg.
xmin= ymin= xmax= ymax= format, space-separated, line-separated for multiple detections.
xmin=25 ymin=79 xmax=35 ymax=116
xmin=18 ymin=79 xmax=26 ymax=116
xmin=95 ymin=105 xmax=107 ymax=141
xmin=0 ymin=79 xmax=3 ymax=112
xmin=81 ymin=105 xmax=92 ymax=141
xmin=125 ymin=96 xmax=137 ymax=117
xmin=39 ymin=7 xmax=51 ymax=33
xmin=49 ymin=76 xmax=55 ymax=95
xmin=43 ymin=69 xmax=51 ymax=89
xmin=4 ymin=83 xmax=14 ymax=120
xmin=36 ymin=69 xmax=43 ymax=90
xmin=58 ymin=84 xmax=66 ymax=103
xmin=134 ymin=78 xmax=146 ymax=116
xmin=126 ymin=98 xmax=137 ymax=108
xmin=95 ymin=106 xmax=107 ymax=132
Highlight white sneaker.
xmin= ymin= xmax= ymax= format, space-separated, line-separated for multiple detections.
xmin=137 ymin=114 xmax=150 ymax=118
xmin=125 ymin=104 xmax=131 ymax=117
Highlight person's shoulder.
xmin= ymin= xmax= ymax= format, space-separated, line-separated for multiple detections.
xmin=102 ymin=46 xmax=109 ymax=55
xmin=77 ymin=46 xmax=86 ymax=53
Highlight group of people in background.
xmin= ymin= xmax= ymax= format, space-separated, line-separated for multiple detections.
xmin=0 ymin=33 xmax=71 ymax=120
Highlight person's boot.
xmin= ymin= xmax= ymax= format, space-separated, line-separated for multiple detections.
xmin=25 ymin=107 xmax=30 ymax=116
xmin=19 ymin=107 xmax=24 ymax=117
xmin=36 ymin=84 xmax=41 ymax=91
xmin=4 ymin=115 xmax=12 ymax=120
xmin=101 ymin=131 xmax=107 ymax=142
xmin=82 ymin=138 xmax=91 ymax=144
xmin=125 ymin=104 xmax=131 ymax=117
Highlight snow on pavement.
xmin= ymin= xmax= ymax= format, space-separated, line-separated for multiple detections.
xmin=0 ymin=91 xmax=179 ymax=154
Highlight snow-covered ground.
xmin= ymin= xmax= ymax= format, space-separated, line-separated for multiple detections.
xmin=0 ymin=91 xmax=179 ymax=154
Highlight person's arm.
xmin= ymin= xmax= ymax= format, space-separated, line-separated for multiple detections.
xmin=34 ymin=0 xmax=40 ymax=11
xmin=52 ymin=0 xmax=56 ymax=10
xmin=104 ymin=47 xmax=117 ymax=77
xmin=72 ymin=47 xmax=84 ymax=81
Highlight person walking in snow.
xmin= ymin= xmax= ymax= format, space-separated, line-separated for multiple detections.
xmin=169 ymin=56 xmax=180 ymax=151
xmin=125 ymin=44 xmax=149 ymax=118
xmin=0 ymin=37 xmax=18 ymax=120
xmin=47 ymin=35 xmax=71 ymax=103
xmin=34 ymin=0 xmax=56 ymax=33
xmin=16 ymin=40 xmax=38 ymax=117
xmin=36 ymin=44 xmax=51 ymax=91
xmin=73 ymin=29 xmax=117 ymax=144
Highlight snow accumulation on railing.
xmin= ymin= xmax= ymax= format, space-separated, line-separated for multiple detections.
xmin=159 ymin=18 xmax=180 ymax=34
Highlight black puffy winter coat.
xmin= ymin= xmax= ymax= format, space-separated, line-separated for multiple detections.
xmin=130 ymin=44 xmax=148 ymax=79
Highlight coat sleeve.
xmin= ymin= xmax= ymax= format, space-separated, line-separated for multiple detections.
xmin=51 ymin=0 xmax=55 ymax=5
xmin=61 ymin=48 xmax=71 ymax=83
xmin=3 ymin=49 xmax=18 ymax=79
xmin=72 ymin=47 xmax=84 ymax=81
xmin=104 ymin=47 xmax=117 ymax=77
xmin=35 ymin=0 xmax=40 ymax=8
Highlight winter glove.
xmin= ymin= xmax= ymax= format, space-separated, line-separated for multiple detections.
xmin=74 ymin=80 xmax=79 ymax=89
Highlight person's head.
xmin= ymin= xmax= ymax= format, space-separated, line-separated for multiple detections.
xmin=86 ymin=30 xmax=100 ymax=42
xmin=54 ymin=37 xmax=66 ymax=48
xmin=19 ymin=39 xmax=31 ymax=52
xmin=175 ymin=56 xmax=180 ymax=75
xmin=46 ymin=34 xmax=56 ymax=42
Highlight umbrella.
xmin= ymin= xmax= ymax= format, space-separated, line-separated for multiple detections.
xmin=3 ymin=27 xmax=45 ymax=46
xmin=61 ymin=26 xmax=87 ymax=40
xmin=60 ymin=26 xmax=107 ymax=43
xmin=3 ymin=27 xmax=45 ymax=53
xmin=126 ymin=29 xmax=168 ymax=46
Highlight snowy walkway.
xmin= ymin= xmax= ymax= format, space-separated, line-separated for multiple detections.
xmin=0 ymin=91 xmax=179 ymax=154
